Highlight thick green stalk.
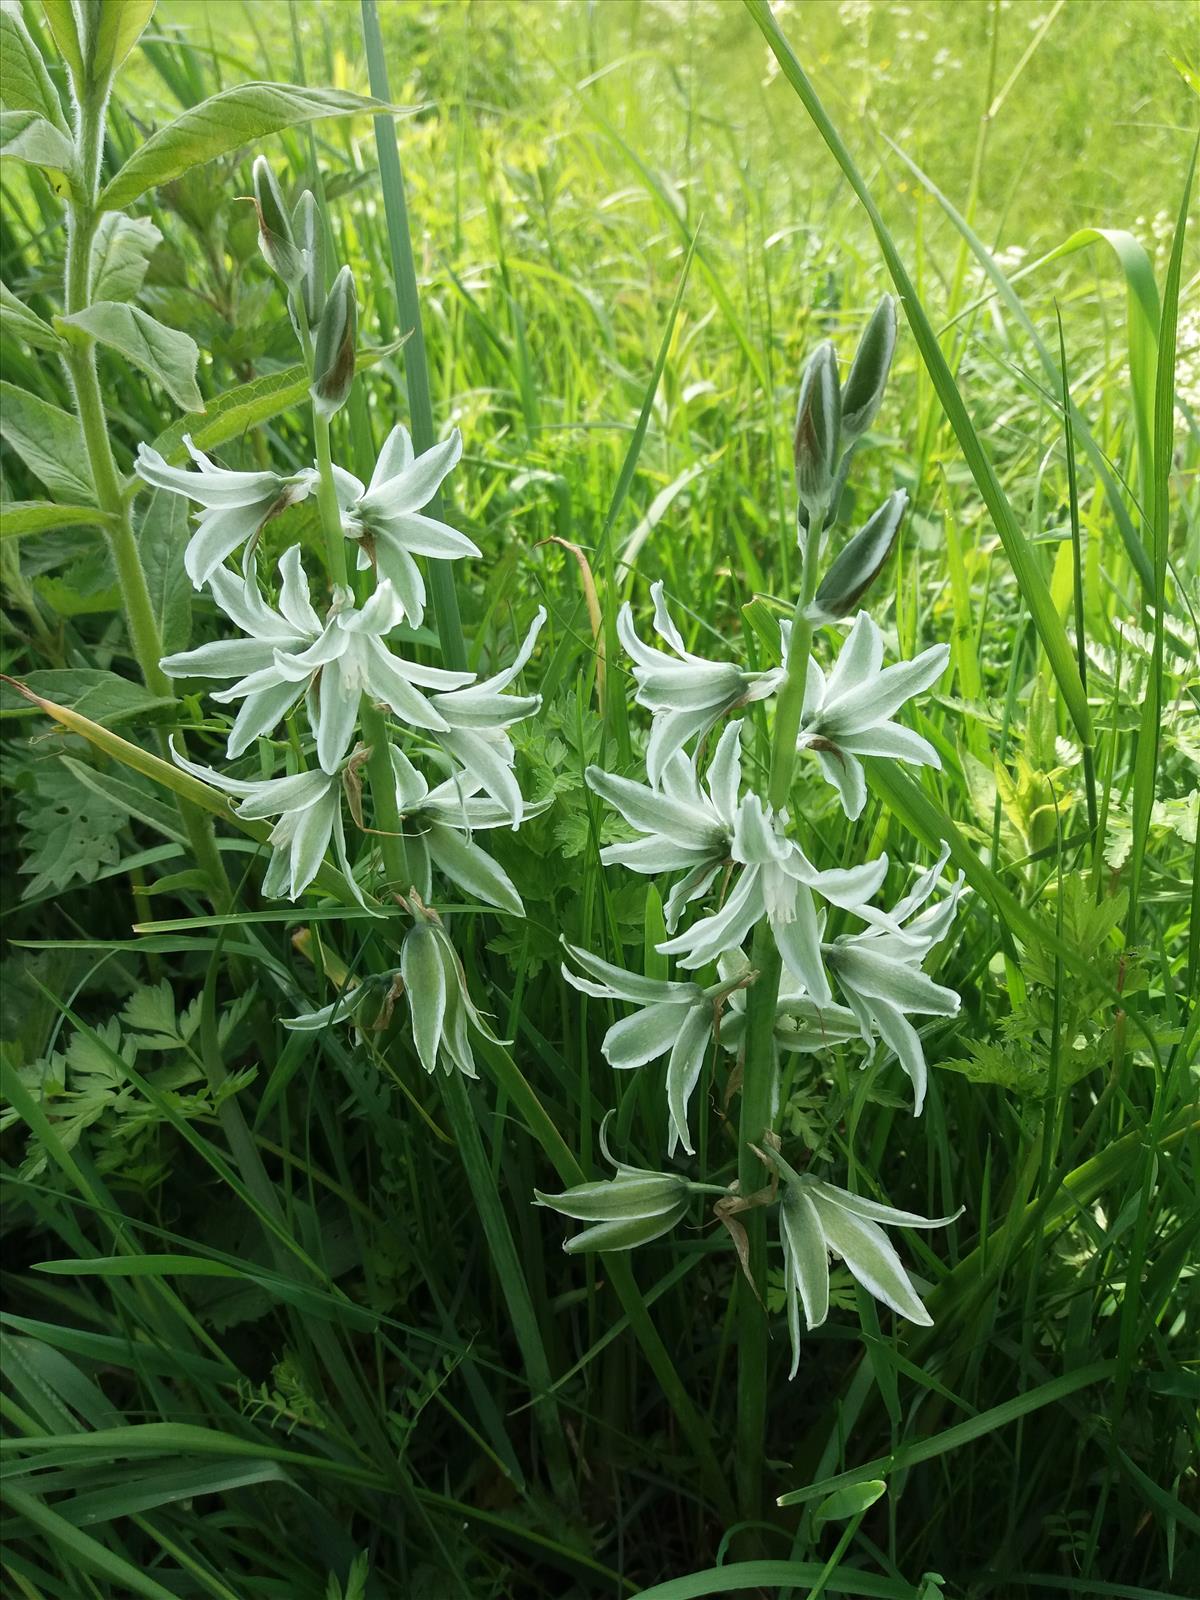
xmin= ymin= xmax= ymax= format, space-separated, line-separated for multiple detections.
xmin=61 ymin=79 xmax=229 ymax=908
xmin=734 ymin=514 xmax=824 ymax=1528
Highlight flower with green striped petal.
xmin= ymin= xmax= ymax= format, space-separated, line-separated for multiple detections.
xmin=334 ymin=424 xmax=480 ymax=628
xmin=427 ymin=606 xmax=547 ymax=825
xmin=759 ymin=1143 xmax=961 ymax=1377
xmin=824 ymin=845 xmax=965 ymax=1116
xmin=535 ymin=1116 xmax=707 ymax=1254
xmin=561 ymin=941 xmax=754 ymax=1156
xmin=390 ymin=746 xmax=546 ymax=916
xmin=169 ymin=739 xmax=365 ymax=907
xmin=398 ymin=898 xmax=502 ymax=1079
xmin=658 ymin=793 xmax=889 ymax=1000
xmin=795 ymin=611 xmax=948 ymax=821
xmin=618 ymin=583 xmax=783 ymax=784
xmin=135 ymin=437 xmax=317 ymax=589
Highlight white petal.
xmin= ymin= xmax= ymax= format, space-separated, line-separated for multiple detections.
xmin=810 ymin=1197 xmax=933 ymax=1326
xmin=665 ymin=1001 xmax=711 ymax=1156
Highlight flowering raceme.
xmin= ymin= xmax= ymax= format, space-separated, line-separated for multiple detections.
xmin=133 ymin=164 xmax=546 ymax=1093
xmin=542 ymin=298 xmax=967 ymax=1364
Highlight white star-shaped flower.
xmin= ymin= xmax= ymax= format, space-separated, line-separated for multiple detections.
xmin=136 ymin=436 xmax=318 ymax=589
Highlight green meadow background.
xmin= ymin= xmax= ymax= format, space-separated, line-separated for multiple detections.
xmin=2 ymin=2 xmax=1196 ymax=1598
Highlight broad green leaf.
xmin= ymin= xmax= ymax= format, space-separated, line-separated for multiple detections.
xmin=0 ymin=668 xmax=170 ymax=726
xmin=145 ymin=340 xmax=404 ymax=464
xmin=1 ymin=280 xmax=63 ymax=352
xmin=812 ymin=1479 xmax=888 ymax=1526
xmin=138 ymin=486 xmax=193 ymax=651
xmin=82 ymin=0 xmax=156 ymax=92
xmin=745 ymin=0 xmax=1092 ymax=746
xmin=33 ymin=564 xmax=121 ymax=616
xmin=99 ymin=82 xmax=395 ymax=212
xmin=0 ymin=501 xmax=107 ymax=540
xmin=60 ymin=301 xmax=203 ymax=413
xmin=0 ymin=9 xmax=69 ymax=134
xmin=0 ymin=382 xmax=94 ymax=503
xmin=42 ymin=0 xmax=85 ymax=83
xmin=90 ymin=213 xmax=162 ymax=302
xmin=0 ymin=106 xmax=76 ymax=179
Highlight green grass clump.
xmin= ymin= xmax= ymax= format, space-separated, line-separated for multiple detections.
xmin=1 ymin=2 xmax=1196 ymax=1597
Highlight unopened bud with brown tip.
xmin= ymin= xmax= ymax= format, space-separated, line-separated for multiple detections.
xmin=252 ymin=156 xmax=305 ymax=287
xmin=310 ymin=265 xmax=357 ymax=418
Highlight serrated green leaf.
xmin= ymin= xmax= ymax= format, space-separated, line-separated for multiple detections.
xmin=90 ymin=213 xmax=162 ymax=302
xmin=99 ymin=83 xmax=395 ymax=213
xmin=0 ymin=382 xmax=94 ymax=504
xmin=17 ymin=760 xmax=126 ymax=899
xmin=60 ymin=301 xmax=202 ymax=412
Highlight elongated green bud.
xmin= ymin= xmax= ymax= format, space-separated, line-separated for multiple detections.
xmin=809 ymin=488 xmax=907 ymax=622
xmin=292 ymin=190 xmax=326 ymax=323
xmin=310 ymin=265 xmax=357 ymax=417
xmin=840 ymin=295 xmax=897 ymax=446
xmin=252 ymin=156 xmax=305 ymax=287
xmin=794 ymin=340 xmax=841 ymax=526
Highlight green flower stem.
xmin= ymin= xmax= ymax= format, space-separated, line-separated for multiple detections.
xmin=61 ymin=84 xmax=230 ymax=911
xmin=734 ymin=510 xmax=825 ymax=1530
xmin=312 ymin=411 xmax=350 ymax=589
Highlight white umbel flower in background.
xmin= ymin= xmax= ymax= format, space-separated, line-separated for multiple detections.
xmin=619 ymin=583 xmax=783 ymax=784
xmin=334 ymin=424 xmax=480 ymax=626
xmin=796 ymin=611 xmax=948 ymax=819
xmin=136 ymin=437 xmax=318 ymax=588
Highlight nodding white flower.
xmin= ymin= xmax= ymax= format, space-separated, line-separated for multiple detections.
xmin=283 ymin=902 xmax=498 ymax=1078
xmin=535 ymin=1115 xmax=693 ymax=1253
xmin=427 ymin=607 xmax=547 ymax=826
xmin=390 ymin=746 xmax=541 ymax=916
xmin=135 ymin=437 xmax=318 ymax=589
xmin=716 ymin=950 xmax=860 ymax=1057
xmin=658 ymin=792 xmax=889 ymax=1001
xmin=399 ymin=904 xmax=500 ymax=1078
xmin=163 ymin=544 xmax=472 ymax=772
xmin=562 ymin=941 xmax=751 ymax=1156
xmin=796 ymin=611 xmax=949 ymax=820
xmin=619 ymin=583 xmax=783 ymax=784
xmin=824 ymin=845 xmax=965 ymax=1115
xmin=334 ymin=425 xmax=480 ymax=627
xmin=169 ymin=740 xmax=365 ymax=906
xmin=589 ymin=719 xmax=745 ymax=930
xmin=762 ymin=1144 xmax=962 ymax=1377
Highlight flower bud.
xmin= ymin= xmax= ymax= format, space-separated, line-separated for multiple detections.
xmin=252 ymin=156 xmax=305 ymax=287
xmin=292 ymin=189 xmax=326 ymax=324
xmin=840 ymin=294 xmax=897 ymax=447
xmin=310 ymin=265 xmax=357 ymax=418
xmin=794 ymin=340 xmax=841 ymax=525
xmin=535 ymin=1168 xmax=691 ymax=1253
xmin=809 ymin=488 xmax=907 ymax=622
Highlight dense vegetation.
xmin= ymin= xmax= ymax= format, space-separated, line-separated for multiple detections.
xmin=1 ymin=3 xmax=1196 ymax=1597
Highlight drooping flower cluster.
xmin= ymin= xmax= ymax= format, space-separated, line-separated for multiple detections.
xmin=540 ymin=298 xmax=968 ymax=1369
xmin=135 ymin=163 xmax=545 ymax=1084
